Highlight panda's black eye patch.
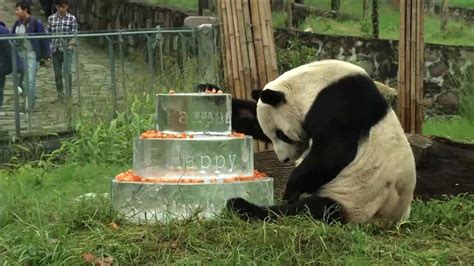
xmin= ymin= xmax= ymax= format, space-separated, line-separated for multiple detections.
xmin=276 ymin=129 xmax=294 ymax=143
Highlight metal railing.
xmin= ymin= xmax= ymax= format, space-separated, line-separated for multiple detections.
xmin=0 ymin=27 xmax=220 ymax=139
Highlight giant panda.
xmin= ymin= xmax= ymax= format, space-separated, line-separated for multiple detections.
xmin=218 ymin=59 xmax=417 ymax=224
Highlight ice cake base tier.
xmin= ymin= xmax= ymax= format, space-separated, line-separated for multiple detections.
xmin=133 ymin=135 xmax=254 ymax=179
xmin=111 ymin=178 xmax=274 ymax=223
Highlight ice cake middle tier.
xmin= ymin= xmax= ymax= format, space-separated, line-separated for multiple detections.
xmin=133 ymin=135 xmax=254 ymax=180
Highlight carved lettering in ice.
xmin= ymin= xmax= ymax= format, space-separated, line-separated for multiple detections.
xmin=169 ymin=151 xmax=239 ymax=174
xmin=185 ymin=156 xmax=197 ymax=170
xmin=215 ymin=155 xmax=225 ymax=173
xmin=178 ymin=111 xmax=187 ymax=124
xmin=170 ymin=154 xmax=182 ymax=170
xmin=228 ymin=154 xmax=236 ymax=172
xmin=200 ymin=155 xmax=211 ymax=173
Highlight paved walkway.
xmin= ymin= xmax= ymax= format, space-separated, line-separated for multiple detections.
xmin=0 ymin=0 xmax=142 ymax=140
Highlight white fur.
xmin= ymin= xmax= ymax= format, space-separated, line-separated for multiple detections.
xmin=317 ymin=109 xmax=416 ymax=223
xmin=257 ymin=60 xmax=416 ymax=223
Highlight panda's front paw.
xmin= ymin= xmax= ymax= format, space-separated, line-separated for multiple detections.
xmin=226 ymin=197 xmax=267 ymax=221
xmin=282 ymin=184 xmax=302 ymax=204
xmin=194 ymin=83 xmax=222 ymax=93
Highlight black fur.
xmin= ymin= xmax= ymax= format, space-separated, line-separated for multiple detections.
xmin=232 ymin=98 xmax=270 ymax=142
xmin=260 ymin=89 xmax=286 ymax=106
xmin=227 ymin=74 xmax=389 ymax=222
xmin=194 ymin=84 xmax=270 ymax=142
xmin=282 ymin=74 xmax=388 ymax=202
xmin=226 ymin=195 xmax=345 ymax=223
xmin=193 ymin=83 xmax=222 ymax=92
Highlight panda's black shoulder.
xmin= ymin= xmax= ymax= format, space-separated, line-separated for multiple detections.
xmin=304 ymin=73 xmax=389 ymax=140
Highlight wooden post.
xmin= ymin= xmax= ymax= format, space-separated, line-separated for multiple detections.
xmin=440 ymin=0 xmax=449 ymax=31
xmin=372 ymin=0 xmax=379 ymax=38
xmin=217 ymin=0 xmax=278 ymax=151
xmin=286 ymin=0 xmax=293 ymax=28
xmin=398 ymin=0 xmax=424 ymax=133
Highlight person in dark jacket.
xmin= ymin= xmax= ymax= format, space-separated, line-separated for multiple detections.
xmin=0 ymin=21 xmax=24 ymax=111
xmin=11 ymin=1 xmax=51 ymax=111
xmin=0 ymin=21 xmax=12 ymax=110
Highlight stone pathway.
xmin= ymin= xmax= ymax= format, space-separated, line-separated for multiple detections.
xmin=0 ymin=0 xmax=144 ymax=140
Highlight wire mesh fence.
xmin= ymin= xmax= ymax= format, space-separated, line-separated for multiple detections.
xmin=0 ymin=26 xmax=221 ymax=140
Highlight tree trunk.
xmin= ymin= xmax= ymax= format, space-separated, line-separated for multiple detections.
xmin=331 ymin=0 xmax=340 ymax=11
xmin=198 ymin=0 xmax=207 ymax=15
xmin=372 ymin=0 xmax=379 ymax=38
xmin=271 ymin=0 xmax=285 ymax=11
xmin=440 ymin=0 xmax=449 ymax=31
xmin=363 ymin=0 xmax=369 ymax=19
xmin=425 ymin=0 xmax=435 ymax=15
xmin=286 ymin=0 xmax=293 ymax=28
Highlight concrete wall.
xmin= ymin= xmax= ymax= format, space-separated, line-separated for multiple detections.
xmin=71 ymin=0 xmax=193 ymax=31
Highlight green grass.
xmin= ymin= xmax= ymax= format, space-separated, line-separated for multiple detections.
xmin=0 ymin=163 xmax=473 ymax=264
xmin=149 ymin=0 xmax=474 ymax=46
xmin=152 ymin=0 xmax=197 ymax=10
xmin=294 ymin=4 xmax=474 ymax=46
xmin=303 ymin=0 xmax=473 ymax=9
xmin=423 ymin=116 xmax=474 ymax=142
xmin=442 ymin=0 xmax=474 ymax=8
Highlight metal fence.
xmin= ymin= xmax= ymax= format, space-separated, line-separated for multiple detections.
xmin=0 ymin=27 xmax=220 ymax=140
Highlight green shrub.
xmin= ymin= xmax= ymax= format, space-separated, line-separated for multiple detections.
xmin=277 ymin=38 xmax=318 ymax=73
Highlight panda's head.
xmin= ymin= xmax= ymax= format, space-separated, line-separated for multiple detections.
xmin=255 ymin=89 xmax=309 ymax=163
xmin=254 ymin=60 xmax=371 ymax=163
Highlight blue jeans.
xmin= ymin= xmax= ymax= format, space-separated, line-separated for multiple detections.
xmin=19 ymin=51 xmax=38 ymax=111
xmin=0 ymin=74 xmax=5 ymax=110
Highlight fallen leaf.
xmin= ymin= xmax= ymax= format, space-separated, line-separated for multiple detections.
xmin=83 ymin=252 xmax=97 ymax=263
xmin=83 ymin=252 xmax=114 ymax=266
xmin=109 ymin=222 xmax=119 ymax=230
xmin=103 ymin=256 xmax=114 ymax=264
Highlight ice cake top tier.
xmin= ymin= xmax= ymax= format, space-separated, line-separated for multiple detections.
xmin=156 ymin=93 xmax=232 ymax=134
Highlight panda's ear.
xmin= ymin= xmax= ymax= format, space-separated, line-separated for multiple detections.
xmin=260 ymin=89 xmax=286 ymax=106
xmin=251 ymin=89 xmax=262 ymax=101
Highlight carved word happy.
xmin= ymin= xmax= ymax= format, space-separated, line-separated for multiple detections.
xmin=170 ymin=153 xmax=237 ymax=174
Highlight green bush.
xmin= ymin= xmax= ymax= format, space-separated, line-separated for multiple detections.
xmin=52 ymin=96 xmax=155 ymax=165
xmin=459 ymin=66 xmax=474 ymax=123
xmin=276 ymin=38 xmax=318 ymax=73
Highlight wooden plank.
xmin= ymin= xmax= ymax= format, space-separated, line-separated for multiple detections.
xmin=264 ymin=0 xmax=278 ymax=80
xmin=225 ymin=0 xmax=241 ymax=98
xmin=405 ymin=0 xmax=412 ymax=131
xmin=258 ymin=0 xmax=273 ymax=84
xmin=259 ymin=0 xmax=278 ymax=152
xmin=235 ymin=0 xmax=252 ymax=99
xmin=416 ymin=0 xmax=424 ymax=133
xmin=398 ymin=0 xmax=406 ymax=128
xmin=242 ymin=0 xmax=259 ymax=94
xmin=410 ymin=1 xmax=417 ymax=133
xmin=249 ymin=0 xmax=267 ymax=90
xmin=219 ymin=0 xmax=234 ymax=94
xmin=217 ymin=0 xmax=226 ymax=89
xmin=230 ymin=0 xmax=246 ymax=99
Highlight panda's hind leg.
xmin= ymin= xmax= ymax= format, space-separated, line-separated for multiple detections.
xmin=226 ymin=195 xmax=346 ymax=224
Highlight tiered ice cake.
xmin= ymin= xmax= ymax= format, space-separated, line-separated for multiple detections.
xmin=111 ymin=92 xmax=273 ymax=223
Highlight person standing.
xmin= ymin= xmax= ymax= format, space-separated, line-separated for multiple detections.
xmin=48 ymin=0 xmax=77 ymax=101
xmin=11 ymin=1 xmax=51 ymax=111
xmin=0 ymin=21 xmax=13 ymax=111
